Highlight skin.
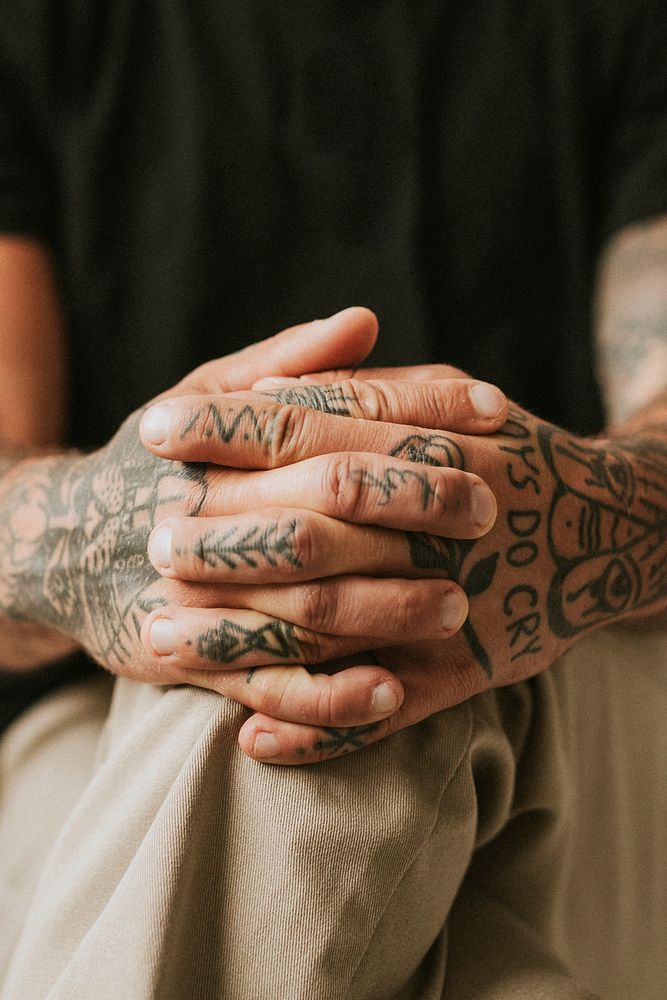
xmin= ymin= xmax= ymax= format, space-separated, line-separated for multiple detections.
xmin=0 ymin=273 xmax=507 ymax=725
xmin=139 ymin=214 xmax=667 ymax=764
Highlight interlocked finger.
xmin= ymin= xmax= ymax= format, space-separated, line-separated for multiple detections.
xmin=139 ymin=388 xmax=505 ymax=473
xmin=255 ymin=377 xmax=506 ymax=432
xmin=148 ymin=577 xmax=469 ymax=638
xmin=149 ymin=508 xmax=486 ymax=586
xmin=143 ymin=606 xmax=398 ymax=671
xmin=236 ymin=711 xmax=396 ymax=764
xmin=201 ymin=452 xmax=496 ymax=536
xmin=181 ymin=661 xmax=405 ymax=729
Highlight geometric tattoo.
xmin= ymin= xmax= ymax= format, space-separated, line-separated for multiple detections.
xmin=188 ymin=520 xmax=302 ymax=570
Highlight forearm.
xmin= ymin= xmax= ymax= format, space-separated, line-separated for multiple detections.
xmin=0 ymin=238 xmax=79 ymax=667
xmin=0 ymin=443 xmax=82 ymax=669
xmin=589 ymin=214 xmax=667 ymax=628
xmin=597 ymin=216 xmax=667 ymax=431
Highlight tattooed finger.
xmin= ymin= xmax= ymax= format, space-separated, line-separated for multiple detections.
xmin=150 ymin=511 xmax=475 ymax=586
xmin=256 ymin=377 xmax=507 ymax=432
xmin=199 ymin=454 xmax=496 ymax=538
xmin=237 ymin=712 xmax=394 ymax=765
xmin=148 ymin=467 xmax=494 ymax=585
xmin=142 ymin=607 xmax=399 ymax=671
xmin=140 ymin=393 xmax=480 ymax=471
xmin=149 ymin=511 xmax=424 ymax=582
xmin=145 ymin=577 xmax=468 ymax=639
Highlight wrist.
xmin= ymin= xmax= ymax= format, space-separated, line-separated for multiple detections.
xmin=0 ymin=450 xmax=85 ymax=635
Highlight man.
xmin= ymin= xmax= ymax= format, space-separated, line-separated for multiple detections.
xmin=0 ymin=1 xmax=666 ymax=997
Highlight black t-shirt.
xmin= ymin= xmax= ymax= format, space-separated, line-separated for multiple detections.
xmin=1 ymin=0 xmax=666 ymax=446
xmin=0 ymin=1 xmax=666 ymax=723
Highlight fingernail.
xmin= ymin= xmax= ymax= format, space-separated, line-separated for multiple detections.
xmin=253 ymin=731 xmax=280 ymax=759
xmin=470 ymin=382 xmax=505 ymax=419
xmin=149 ymin=618 xmax=176 ymax=655
xmin=149 ymin=525 xmax=172 ymax=569
xmin=141 ymin=404 xmax=173 ymax=445
xmin=471 ymin=483 xmax=496 ymax=528
xmin=371 ymin=682 xmax=399 ymax=714
xmin=441 ymin=591 xmax=468 ymax=630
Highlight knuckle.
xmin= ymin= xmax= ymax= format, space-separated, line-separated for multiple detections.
xmin=199 ymin=404 xmax=220 ymax=446
xmin=261 ymin=673 xmax=294 ymax=717
xmin=442 ymin=645 xmax=487 ymax=705
xmin=324 ymin=454 xmax=366 ymax=521
xmin=431 ymin=470 xmax=466 ymax=518
xmin=292 ymin=625 xmax=327 ymax=664
xmin=187 ymin=530 xmax=215 ymax=579
xmin=287 ymin=515 xmax=316 ymax=571
xmin=314 ymin=679 xmax=338 ymax=728
xmin=266 ymin=404 xmax=307 ymax=466
xmin=419 ymin=469 xmax=450 ymax=518
xmin=422 ymin=384 xmax=455 ymax=427
xmin=300 ymin=580 xmax=338 ymax=632
xmin=343 ymin=379 xmax=382 ymax=420
xmin=390 ymin=589 xmax=424 ymax=634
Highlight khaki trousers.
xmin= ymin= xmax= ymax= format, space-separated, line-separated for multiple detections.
xmin=1 ymin=625 xmax=666 ymax=999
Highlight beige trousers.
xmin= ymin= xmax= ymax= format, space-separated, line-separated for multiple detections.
xmin=1 ymin=625 xmax=666 ymax=999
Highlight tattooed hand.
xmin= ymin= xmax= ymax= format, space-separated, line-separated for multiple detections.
xmin=142 ymin=367 xmax=667 ymax=764
xmin=0 ymin=310 xmax=508 ymax=731
xmin=0 ymin=308 xmax=380 ymax=678
xmin=134 ymin=370 xmax=509 ymax=720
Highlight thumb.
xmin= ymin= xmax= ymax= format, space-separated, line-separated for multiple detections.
xmin=172 ymin=307 xmax=378 ymax=395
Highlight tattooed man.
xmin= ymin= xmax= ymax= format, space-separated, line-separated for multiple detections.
xmin=1 ymin=2 xmax=666 ymax=999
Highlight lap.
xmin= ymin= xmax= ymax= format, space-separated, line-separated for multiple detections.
xmin=1 ymin=625 xmax=665 ymax=999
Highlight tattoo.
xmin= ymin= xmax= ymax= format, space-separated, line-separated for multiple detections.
xmin=312 ymin=723 xmax=379 ymax=757
xmin=351 ymin=467 xmax=439 ymax=511
xmin=195 ymin=618 xmax=301 ymax=663
xmin=539 ymin=428 xmax=667 ymax=637
xmin=496 ymin=409 xmax=549 ymax=662
xmin=407 ymin=533 xmax=500 ymax=678
xmin=388 ymin=431 xmax=499 ymax=678
xmin=188 ymin=520 xmax=302 ymax=570
xmin=260 ymin=385 xmax=354 ymax=416
xmin=0 ymin=413 xmax=208 ymax=666
xmin=181 ymin=403 xmax=270 ymax=445
xmin=388 ymin=433 xmax=465 ymax=468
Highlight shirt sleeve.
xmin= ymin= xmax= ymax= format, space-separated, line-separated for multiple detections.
xmin=0 ymin=3 xmax=54 ymax=241
xmin=0 ymin=106 xmax=52 ymax=239
xmin=596 ymin=0 xmax=667 ymax=241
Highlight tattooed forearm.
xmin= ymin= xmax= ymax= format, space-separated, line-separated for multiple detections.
xmin=189 ymin=521 xmax=302 ymax=570
xmin=195 ymin=618 xmax=301 ymax=663
xmin=0 ymin=413 xmax=208 ymax=668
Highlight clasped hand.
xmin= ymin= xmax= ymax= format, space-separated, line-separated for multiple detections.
xmin=72 ymin=309 xmax=656 ymax=764
xmin=54 ymin=309 xmax=499 ymax=758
